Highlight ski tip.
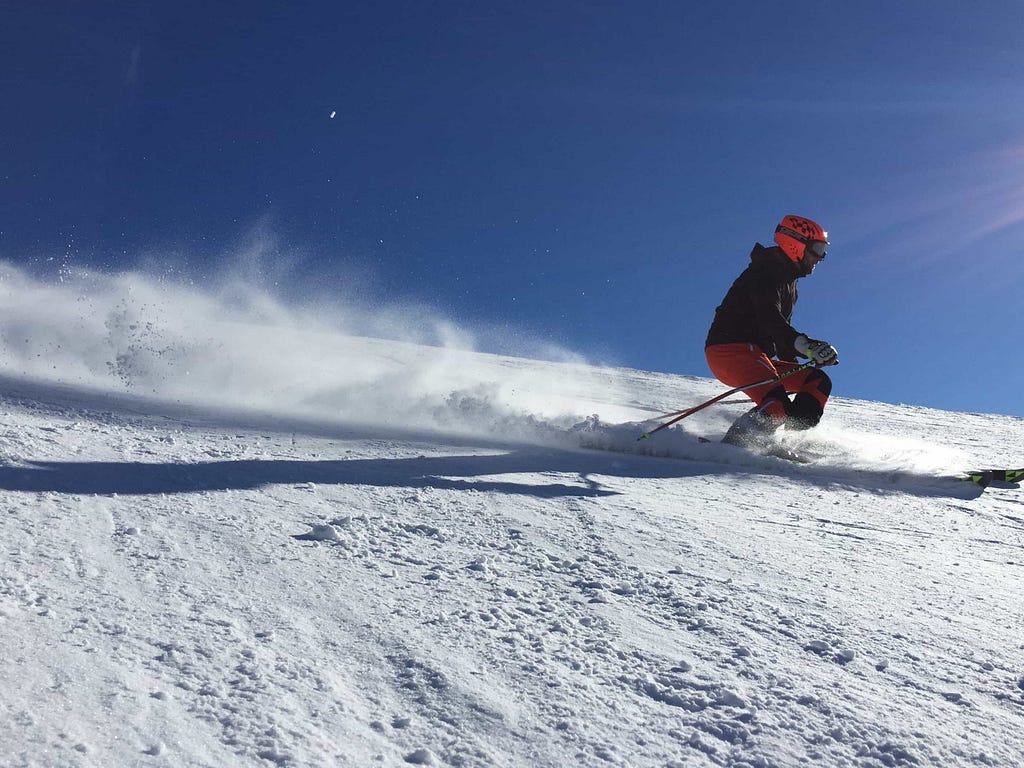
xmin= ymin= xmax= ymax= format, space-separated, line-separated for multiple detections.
xmin=1000 ymin=468 xmax=1024 ymax=484
xmin=961 ymin=468 xmax=1024 ymax=487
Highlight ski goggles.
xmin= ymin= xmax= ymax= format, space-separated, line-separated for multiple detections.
xmin=776 ymin=224 xmax=829 ymax=259
xmin=805 ymin=240 xmax=828 ymax=259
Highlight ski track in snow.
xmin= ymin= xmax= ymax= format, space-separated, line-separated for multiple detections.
xmin=1 ymin=335 xmax=1023 ymax=766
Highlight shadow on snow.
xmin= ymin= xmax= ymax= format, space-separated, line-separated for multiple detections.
xmin=0 ymin=449 xmax=982 ymax=500
xmin=0 ymin=451 xmax=679 ymax=498
xmin=0 ymin=373 xmax=983 ymax=500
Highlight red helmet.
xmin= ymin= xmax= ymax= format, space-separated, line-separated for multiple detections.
xmin=774 ymin=215 xmax=828 ymax=262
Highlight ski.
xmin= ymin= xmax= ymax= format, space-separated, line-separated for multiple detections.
xmin=696 ymin=436 xmax=816 ymax=464
xmin=695 ymin=437 xmax=1021 ymax=483
xmin=960 ymin=468 xmax=1024 ymax=488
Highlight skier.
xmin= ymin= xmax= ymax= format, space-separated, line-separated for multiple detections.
xmin=704 ymin=215 xmax=839 ymax=448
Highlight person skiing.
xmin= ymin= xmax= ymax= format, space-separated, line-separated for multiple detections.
xmin=704 ymin=215 xmax=838 ymax=447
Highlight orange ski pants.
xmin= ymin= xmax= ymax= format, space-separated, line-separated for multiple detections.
xmin=705 ymin=343 xmax=830 ymax=422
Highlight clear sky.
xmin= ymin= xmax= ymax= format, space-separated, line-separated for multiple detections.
xmin=3 ymin=1 xmax=1023 ymax=416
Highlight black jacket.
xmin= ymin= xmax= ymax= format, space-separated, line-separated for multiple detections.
xmin=705 ymin=243 xmax=804 ymax=360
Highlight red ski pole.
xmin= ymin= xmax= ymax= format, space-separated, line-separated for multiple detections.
xmin=638 ymin=360 xmax=820 ymax=441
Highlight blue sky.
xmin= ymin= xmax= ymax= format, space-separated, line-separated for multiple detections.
xmin=3 ymin=1 xmax=1023 ymax=416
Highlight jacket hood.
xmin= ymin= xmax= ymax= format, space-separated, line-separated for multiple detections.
xmin=750 ymin=242 xmax=805 ymax=278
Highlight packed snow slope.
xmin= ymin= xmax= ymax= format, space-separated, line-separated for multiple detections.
xmin=0 ymin=265 xmax=1022 ymax=767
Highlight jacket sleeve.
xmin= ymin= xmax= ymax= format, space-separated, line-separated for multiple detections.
xmin=747 ymin=278 xmax=800 ymax=359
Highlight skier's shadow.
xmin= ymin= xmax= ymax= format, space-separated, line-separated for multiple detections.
xmin=0 ymin=375 xmax=985 ymax=500
xmin=0 ymin=450 xmax=706 ymax=499
xmin=0 ymin=449 xmax=984 ymax=500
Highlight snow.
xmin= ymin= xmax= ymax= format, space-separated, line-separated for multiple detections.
xmin=1 ymin=264 xmax=1022 ymax=767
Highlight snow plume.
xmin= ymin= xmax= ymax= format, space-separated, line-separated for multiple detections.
xmin=0 ymin=259 xmax=618 ymax=436
xmin=0 ymin=253 xmax=989 ymax=475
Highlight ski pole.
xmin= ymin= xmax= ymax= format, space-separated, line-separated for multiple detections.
xmin=638 ymin=360 xmax=820 ymax=441
xmin=650 ymin=360 xmax=823 ymax=422
xmin=650 ymin=397 xmax=751 ymax=421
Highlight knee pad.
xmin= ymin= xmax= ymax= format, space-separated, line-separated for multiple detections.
xmin=805 ymin=369 xmax=832 ymax=399
xmin=786 ymin=392 xmax=824 ymax=430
